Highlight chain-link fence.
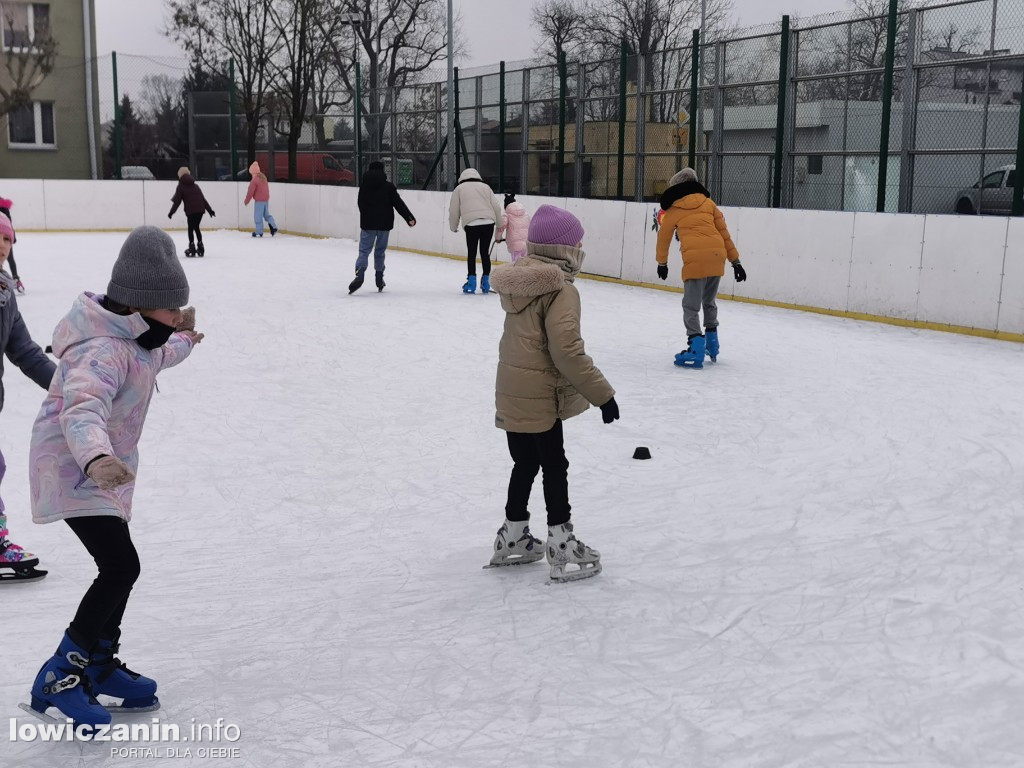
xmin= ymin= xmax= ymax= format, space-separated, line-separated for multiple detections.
xmin=82 ymin=0 xmax=1024 ymax=215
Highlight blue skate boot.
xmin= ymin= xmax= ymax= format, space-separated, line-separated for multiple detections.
xmin=85 ymin=637 xmax=159 ymax=712
xmin=705 ymin=328 xmax=719 ymax=362
xmin=674 ymin=334 xmax=706 ymax=369
xmin=480 ymin=275 xmax=492 ymax=294
xmin=462 ymin=275 xmax=477 ymax=294
xmin=27 ymin=631 xmax=111 ymax=727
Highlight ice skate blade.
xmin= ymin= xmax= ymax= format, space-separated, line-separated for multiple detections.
xmin=104 ymin=698 xmax=161 ymax=714
xmin=548 ymin=562 xmax=602 ymax=583
xmin=483 ymin=555 xmax=545 ymax=569
xmin=0 ymin=567 xmax=48 ymax=582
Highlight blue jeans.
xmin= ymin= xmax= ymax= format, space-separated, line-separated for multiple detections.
xmin=356 ymin=230 xmax=390 ymax=273
xmin=253 ymin=201 xmax=277 ymax=235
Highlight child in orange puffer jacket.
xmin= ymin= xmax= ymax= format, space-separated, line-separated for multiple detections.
xmin=655 ymin=167 xmax=746 ymax=368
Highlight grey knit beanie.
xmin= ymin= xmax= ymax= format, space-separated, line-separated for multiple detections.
xmin=669 ymin=167 xmax=698 ymax=186
xmin=107 ymin=226 xmax=189 ymax=309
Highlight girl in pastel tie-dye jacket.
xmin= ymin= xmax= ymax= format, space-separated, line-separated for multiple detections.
xmin=25 ymin=226 xmax=204 ymax=727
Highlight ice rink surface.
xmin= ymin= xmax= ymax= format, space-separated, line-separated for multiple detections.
xmin=1 ymin=229 xmax=1022 ymax=767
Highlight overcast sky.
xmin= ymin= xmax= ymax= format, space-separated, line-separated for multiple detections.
xmin=95 ymin=0 xmax=836 ymax=68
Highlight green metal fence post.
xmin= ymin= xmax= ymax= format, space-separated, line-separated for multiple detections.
xmin=355 ymin=61 xmax=363 ymax=181
xmin=499 ymin=61 xmax=506 ymax=192
xmin=557 ymin=50 xmax=567 ymax=197
xmin=453 ymin=67 xmax=461 ymax=176
xmin=877 ymin=0 xmax=899 ymax=212
xmin=689 ymin=30 xmax=700 ymax=169
xmin=112 ymin=52 xmax=121 ymax=179
xmin=1014 ymin=98 xmax=1024 ymax=216
xmin=772 ymin=17 xmax=790 ymax=208
xmin=229 ymin=58 xmax=238 ymax=177
xmin=617 ymin=40 xmax=627 ymax=199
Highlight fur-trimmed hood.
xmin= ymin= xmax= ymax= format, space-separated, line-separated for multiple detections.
xmin=491 ymin=243 xmax=585 ymax=314
xmin=660 ymin=180 xmax=712 ymax=211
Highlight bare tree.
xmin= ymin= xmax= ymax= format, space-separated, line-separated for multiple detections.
xmin=581 ymin=0 xmax=733 ymax=122
xmin=266 ymin=0 xmax=329 ymax=179
xmin=532 ymin=0 xmax=586 ymax=63
xmin=0 ymin=6 xmax=57 ymax=116
xmin=320 ymin=0 xmax=462 ymax=157
xmin=166 ymin=0 xmax=278 ymax=166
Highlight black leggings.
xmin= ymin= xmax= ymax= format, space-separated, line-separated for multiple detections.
xmin=186 ymin=212 xmax=205 ymax=247
xmin=505 ymin=420 xmax=571 ymax=527
xmin=65 ymin=517 xmax=140 ymax=648
xmin=465 ymin=223 xmax=494 ymax=276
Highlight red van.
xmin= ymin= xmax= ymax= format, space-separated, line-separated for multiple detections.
xmin=253 ymin=152 xmax=354 ymax=185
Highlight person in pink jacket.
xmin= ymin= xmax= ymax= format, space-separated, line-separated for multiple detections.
xmin=497 ymin=193 xmax=531 ymax=264
xmin=243 ymin=161 xmax=278 ymax=237
xmin=25 ymin=226 xmax=204 ymax=729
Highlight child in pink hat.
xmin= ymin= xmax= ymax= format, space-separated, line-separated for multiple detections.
xmin=0 ymin=210 xmax=54 ymax=581
xmin=243 ymin=162 xmax=278 ymax=237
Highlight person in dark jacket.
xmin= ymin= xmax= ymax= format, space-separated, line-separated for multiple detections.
xmin=0 ymin=211 xmax=54 ymax=581
xmin=168 ymin=167 xmax=216 ymax=258
xmin=349 ymin=161 xmax=416 ymax=294
xmin=0 ymin=198 xmax=24 ymax=294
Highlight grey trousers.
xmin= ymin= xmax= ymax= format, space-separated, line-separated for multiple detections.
xmin=682 ymin=276 xmax=721 ymax=337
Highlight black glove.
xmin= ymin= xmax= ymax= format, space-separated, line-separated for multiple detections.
xmin=657 ymin=264 xmax=668 ymax=281
xmin=167 ymin=212 xmax=173 ymax=220
xmin=733 ymin=261 xmax=747 ymax=282
xmin=210 ymin=210 xmax=216 ymax=218
xmin=599 ymin=397 xmax=619 ymax=424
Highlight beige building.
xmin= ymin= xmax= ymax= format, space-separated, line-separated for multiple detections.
xmin=1 ymin=0 xmax=101 ymax=179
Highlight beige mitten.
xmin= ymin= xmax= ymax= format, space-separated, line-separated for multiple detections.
xmin=176 ymin=306 xmax=196 ymax=332
xmin=86 ymin=455 xmax=136 ymax=490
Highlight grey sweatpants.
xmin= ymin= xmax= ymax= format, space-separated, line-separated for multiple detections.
xmin=682 ymin=276 xmax=722 ymax=337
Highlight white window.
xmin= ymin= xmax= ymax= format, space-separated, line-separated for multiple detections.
xmin=1 ymin=2 xmax=49 ymax=51
xmin=7 ymin=101 xmax=56 ymax=148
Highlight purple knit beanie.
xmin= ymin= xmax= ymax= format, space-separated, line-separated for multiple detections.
xmin=527 ymin=205 xmax=584 ymax=247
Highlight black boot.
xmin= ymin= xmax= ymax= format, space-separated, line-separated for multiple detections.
xmin=348 ymin=269 xmax=365 ymax=294
xmin=197 ymin=242 xmax=205 ymax=258
xmin=185 ymin=245 xmax=196 ymax=258
xmin=375 ymin=270 xmax=385 ymax=292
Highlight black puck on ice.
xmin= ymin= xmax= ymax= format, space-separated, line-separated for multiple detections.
xmin=632 ymin=446 xmax=652 ymax=460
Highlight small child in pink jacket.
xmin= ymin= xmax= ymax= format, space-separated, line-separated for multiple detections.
xmin=243 ymin=161 xmax=277 ymax=237
xmin=26 ymin=226 xmax=204 ymax=728
xmin=497 ymin=193 xmax=531 ymax=263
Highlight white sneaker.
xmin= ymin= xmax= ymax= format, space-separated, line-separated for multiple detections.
xmin=546 ymin=522 xmax=601 ymax=582
xmin=486 ymin=520 xmax=545 ymax=567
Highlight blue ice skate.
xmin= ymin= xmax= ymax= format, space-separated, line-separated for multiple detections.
xmin=481 ymin=275 xmax=491 ymax=294
xmin=25 ymin=631 xmax=111 ymax=728
xmin=674 ymin=335 xmax=705 ymax=369
xmin=463 ymin=275 xmax=477 ymax=294
xmin=705 ymin=328 xmax=719 ymax=362
xmin=86 ymin=637 xmax=159 ymax=712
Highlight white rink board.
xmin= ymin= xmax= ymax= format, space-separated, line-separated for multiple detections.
xmin=43 ymin=180 xmax=145 ymax=230
xmin=998 ymin=218 xmax=1024 ymax=335
xmin=8 ymin=180 xmax=1024 ymax=335
xmin=0 ymin=179 xmax=46 ymax=229
xmin=566 ymin=197 xmax=625 ymax=278
xmin=847 ymin=212 xmax=926 ymax=321
xmin=917 ymin=215 xmax=1006 ymax=331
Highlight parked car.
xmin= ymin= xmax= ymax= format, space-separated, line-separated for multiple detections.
xmin=955 ymin=164 xmax=1016 ymax=215
xmin=219 ymin=152 xmax=354 ymax=185
xmin=120 ymin=165 xmax=155 ymax=180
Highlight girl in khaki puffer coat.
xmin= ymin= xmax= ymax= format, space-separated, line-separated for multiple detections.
xmin=488 ymin=205 xmax=619 ymax=583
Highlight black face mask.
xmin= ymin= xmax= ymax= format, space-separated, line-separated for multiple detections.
xmin=136 ymin=316 xmax=176 ymax=350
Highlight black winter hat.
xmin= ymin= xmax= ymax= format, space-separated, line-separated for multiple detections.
xmin=368 ymin=161 xmax=385 ymax=171
xmin=503 ymin=192 xmax=517 ymax=208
